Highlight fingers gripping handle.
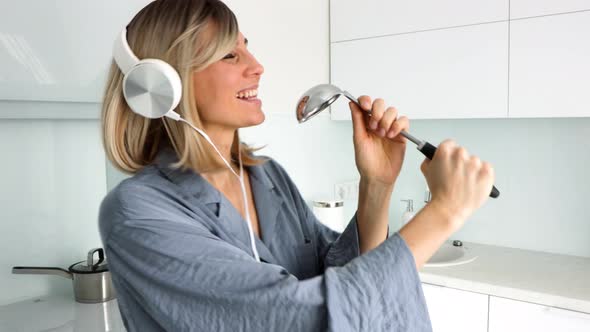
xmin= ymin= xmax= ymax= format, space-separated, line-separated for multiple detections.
xmin=419 ymin=142 xmax=500 ymax=199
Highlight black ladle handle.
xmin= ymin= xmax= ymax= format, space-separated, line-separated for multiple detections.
xmin=420 ymin=142 xmax=500 ymax=198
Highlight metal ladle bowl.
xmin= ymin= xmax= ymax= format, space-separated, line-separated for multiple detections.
xmin=295 ymin=83 xmax=500 ymax=199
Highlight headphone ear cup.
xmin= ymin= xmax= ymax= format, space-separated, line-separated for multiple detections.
xmin=122 ymin=59 xmax=182 ymax=119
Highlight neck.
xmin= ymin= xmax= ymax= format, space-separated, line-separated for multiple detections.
xmin=201 ymin=165 xmax=245 ymax=191
xmin=199 ymin=125 xmax=242 ymax=180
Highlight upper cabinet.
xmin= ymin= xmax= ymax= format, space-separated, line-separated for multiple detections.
xmin=330 ymin=0 xmax=508 ymax=42
xmin=0 ymin=1 xmax=151 ymax=103
xmin=330 ymin=0 xmax=590 ymax=119
xmin=509 ymin=11 xmax=590 ymax=118
xmin=510 ymin=0 xmax=590 ymax=19
xmin=330 ymin=22 xmax=508 ymax=120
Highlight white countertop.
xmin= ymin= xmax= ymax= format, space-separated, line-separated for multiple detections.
xmin=418 ymin=241 xmax=590 ymax=313
xmin=0 ymin=294 xmax=125 ymax=332
xmin=3 ymin=241 xmax=589 ymax=330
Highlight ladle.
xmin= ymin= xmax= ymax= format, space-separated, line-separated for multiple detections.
xmin=296 ymin=84 xmax=499 ymax=198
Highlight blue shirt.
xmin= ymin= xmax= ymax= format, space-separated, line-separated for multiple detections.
xmin=98 ymin=147 xmax=432 ymax=331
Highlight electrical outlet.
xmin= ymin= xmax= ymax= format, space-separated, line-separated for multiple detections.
xmin=334 ymin=180 xmax=359 ymax=201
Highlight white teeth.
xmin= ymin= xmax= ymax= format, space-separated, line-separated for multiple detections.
xmin=236 ymin=89 xmax=258 ymax=99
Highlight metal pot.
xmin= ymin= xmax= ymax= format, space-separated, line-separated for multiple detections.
xmin=12 ymin=247 xmax=116 ymax=303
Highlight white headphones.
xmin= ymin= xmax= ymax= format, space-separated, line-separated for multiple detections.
xmin=111 ymin=26 xmax=261 ymax=263
xmin=112 ymin=28 xmax=182 ymax=121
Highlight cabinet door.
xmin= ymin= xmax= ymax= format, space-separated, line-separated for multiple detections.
xmin=330 ymin=22 xmax=508 ymax=120
xmin=330 ymin=0 xmax=508 ymax=42
xmin=510 ymin=0 xmax=590 ymax=19
xmin=422 ymin=283 xmax=488 ymax=332
xmin=0 ymin=0 xmax=151 ymax=103
xmin=509 ymin=11 xmax=590 ymax=118
xmin=489 ymin=296 xmax=590 ymax=332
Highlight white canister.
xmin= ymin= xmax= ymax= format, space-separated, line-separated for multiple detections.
xmin=312 ymin=200 xmax=344 ymax=232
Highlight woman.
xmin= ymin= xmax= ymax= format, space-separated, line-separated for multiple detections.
xmin=99 ymin=0 xmax=495 ymax=331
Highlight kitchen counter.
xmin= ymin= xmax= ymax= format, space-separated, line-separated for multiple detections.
xmin=3 ymin=241 xmax=589 ymax=330
xmin=0 ymin=294 xmax=125 ymax=332
xmin=418 ymin=241 xmax=590 ymax=313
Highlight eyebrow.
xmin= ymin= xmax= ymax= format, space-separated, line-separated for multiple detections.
xmin=244 ymin=37 xmax=248 ymax=46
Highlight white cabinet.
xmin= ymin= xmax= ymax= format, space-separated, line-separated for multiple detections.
xmin=510 ymin=0 xmax=590 ymax=19
xmin=422 ymin=283 xmax=489 ymax=332
xmin=0 ymin=0 xmax=151 ymax=103
xmin=509 ymin=11 xmax=590 ymax=118
xmin=330 ymin=1 xmax=590 ymax=119
xmin=489 ymin=296 xmax=590 ymax=332
xmin=330 ymin=0 xmax=508 ymax=42
xmin=330 ymin=22 xmax=508 ymax=120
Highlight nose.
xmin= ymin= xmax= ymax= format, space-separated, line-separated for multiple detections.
xmin=245 ymin=53 xmax=264 ymax=77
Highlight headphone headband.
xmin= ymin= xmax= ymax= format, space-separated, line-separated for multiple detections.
xmin=113 ymin=29 xmax=139 ymax=74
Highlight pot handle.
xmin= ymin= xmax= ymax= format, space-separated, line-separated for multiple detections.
xmin=12 ymin=266 xmax=73 ymax=279
xmin=87 ymin=248 xmax=104 ymax=270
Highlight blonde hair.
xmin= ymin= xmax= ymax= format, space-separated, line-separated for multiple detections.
xmin=101 ymin=0 xmax=266 ymax=175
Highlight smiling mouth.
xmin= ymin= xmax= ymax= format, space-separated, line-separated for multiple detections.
xmin=236 ymin=88 xmax=258 ymax=100
xmin=236 ymin=95 xmax=259 ymax=100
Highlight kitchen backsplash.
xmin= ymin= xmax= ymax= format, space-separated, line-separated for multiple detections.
xmin=1 ymin=113 xmax=589 ymax=305
xmin=0 ymin=119 xmax=106 ymax=305
xmin=112 ymin=113 xmax=590 ymax=259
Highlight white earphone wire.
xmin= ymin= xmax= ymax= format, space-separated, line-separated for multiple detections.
xmin=178 ymin=117 xmax=261 ymax=263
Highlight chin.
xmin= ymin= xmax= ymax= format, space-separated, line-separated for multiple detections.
xmin=244 ymin=109 xmax=265 ymax=127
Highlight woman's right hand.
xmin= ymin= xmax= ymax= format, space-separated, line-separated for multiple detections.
xmin=420 ymin=139 xmax=495 ymax=231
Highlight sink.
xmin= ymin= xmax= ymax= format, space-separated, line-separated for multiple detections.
xmin=424 ymin=241 xmax=478 ymax=267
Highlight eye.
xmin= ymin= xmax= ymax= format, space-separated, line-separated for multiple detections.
xmin=223 ymin=52 xmax=237 ymax=60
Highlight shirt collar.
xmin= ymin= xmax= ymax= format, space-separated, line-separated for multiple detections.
xmin=154 ymin=146 xmax=275 ymax=204
xmin=154 ymin=146 xmax=282 ymax=261
xmin=154 ymin=146 xmax=220 ymax=205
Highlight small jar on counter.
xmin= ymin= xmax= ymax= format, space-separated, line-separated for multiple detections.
xmin=312 ymin=200 xmax=344 ymax=232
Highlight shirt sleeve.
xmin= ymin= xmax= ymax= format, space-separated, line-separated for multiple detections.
xmin=101 ymin=196 xmax=431 ymax=331
xmin=307 ymin=207 xmax=391 ymax=269
xmin=308 ymin=204 xmax=361 ymax=268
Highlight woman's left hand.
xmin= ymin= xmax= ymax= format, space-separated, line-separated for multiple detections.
xmin=349 ymin=96 xmax=409 ymax=186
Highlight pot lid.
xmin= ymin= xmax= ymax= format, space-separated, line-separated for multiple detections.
xmin=69 ymin=248 xmax=109 ymax=274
